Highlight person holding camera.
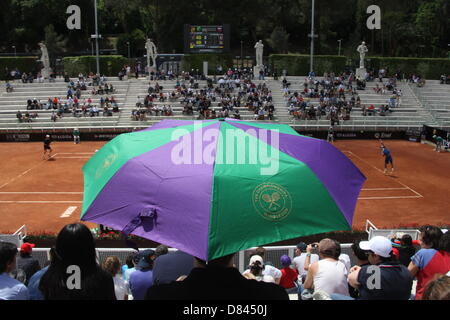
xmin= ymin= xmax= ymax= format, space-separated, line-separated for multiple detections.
xmin=301 ymin=239 xmax=350 ymax=299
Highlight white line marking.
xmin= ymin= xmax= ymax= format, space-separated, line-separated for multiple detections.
xmin=60 ymin=206 xmax=77 ymax=218
xmin=361 ymin=188 xmax=409 ymax=191
xmin=359 ymin=196 xmax=422 ymax=200
xmin=56 ymin=157 xmax=91 ymax=159
xmin=57 ymin=153 xmax=95 ymax=155
xmin=0 ymin=157 xmax=53 ymax=190
xmin=346 ymin=151 xmax=424 ymax=198
xmin=0 ymin=201 xmax=83 ymax=204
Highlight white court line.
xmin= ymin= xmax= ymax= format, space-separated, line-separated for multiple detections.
xmin=0 ymin=153 xmax=57 ymax=190
xmin=361 ymin=188 xmax=408 ymax=191
xmin=0 ymin=201 xmax=83 ymax=204
xmin=57 ymin=153 xmax=95 ymax=155
xmin=359 ymin=196 xmax=422 ymax=200
xmin=346 ymin=151 xmax=424 ymax=198
xmin=60 ymin=206 xmax=78 ymax=218
xmin=56 ymin=157 xmax=91 ymax=159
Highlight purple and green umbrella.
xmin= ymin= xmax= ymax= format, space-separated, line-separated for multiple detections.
xmin=81 ymin=119 xmax=366 ymax=261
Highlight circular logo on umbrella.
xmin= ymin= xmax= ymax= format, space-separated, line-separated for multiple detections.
xmin=253 ymin=183 xmax=292 ymax=221
xmin=95 ymin=153 xmax=118 ymax=179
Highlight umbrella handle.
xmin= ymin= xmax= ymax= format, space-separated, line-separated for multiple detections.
xmin=122 ymin=207 xmax=157 ymax=236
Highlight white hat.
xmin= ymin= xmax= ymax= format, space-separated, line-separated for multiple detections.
xmin=360 ymin=236 xmax=393 ymax=258
xmin=249 ymin=255 xmax=264 ymax=266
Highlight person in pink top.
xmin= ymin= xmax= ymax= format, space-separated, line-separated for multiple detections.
xmin=408 ymin=226 xmax=450 ymax=300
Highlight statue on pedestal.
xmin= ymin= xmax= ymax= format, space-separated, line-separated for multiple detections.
xmin=145 ymin=39 xmax=158 ymax=73
xmin=357 ymin=41 xmax=368 ymax=69
xmin=38 ymin=42 xmax=52 ymax=79
xmin=254 ymin=40 xmax=264 ymax=67
xmin=254 ymin=40 xmax=264 ymax=79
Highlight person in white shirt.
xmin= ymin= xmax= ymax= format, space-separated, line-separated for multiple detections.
xmin=102 ymin=256 xmax=131 ymax=300
xmin=0 ymin=242 xmax=29 ymax=300
xmin=303 ymin=239 xmax=349 ymax=299
xmin=242 ymin=255 xmax=277 ymax=284
xmin=242 ymin=247 xmax=282 ymax=284
xmin=293 ymin=242 xmax=319 ymax=284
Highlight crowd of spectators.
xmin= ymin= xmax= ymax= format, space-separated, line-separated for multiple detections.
xmin=0 ymin=223 xmax=449 ymax=300
xmin=440 ymin=74 xmax=450 ymax=85
xmin=285 ymin=73 xmax=357 ymax=124
xmin=131 ymin=74 xmax=275 ymax=121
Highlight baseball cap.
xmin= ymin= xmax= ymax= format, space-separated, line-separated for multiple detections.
xmin=296 ymin=242 xmax=307 ymax=252
xmin=359 ymin=236 xmax=393 ymax=258
xmin=136 ymin=249 xmax=156 ymax=269
xmin=20 ymin=242 xmax=35 ymax=254
xmin=249 ymin=255 xmax=264 ymax=266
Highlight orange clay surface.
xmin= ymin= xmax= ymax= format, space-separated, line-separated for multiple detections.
xmin=0 ymin=140 xmax=449 ymax=234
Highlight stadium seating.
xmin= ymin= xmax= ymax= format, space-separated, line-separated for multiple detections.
xmin=0 ymin=76 xmax=443 ymax=131
xmin=272 ymin=77 xmax=434 ymax=130
xmin=410 ymin=80 xmax=450 ymax=130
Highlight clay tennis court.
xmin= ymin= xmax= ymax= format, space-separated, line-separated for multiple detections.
xmin=0 ymin=140 xmax=449 ymax=233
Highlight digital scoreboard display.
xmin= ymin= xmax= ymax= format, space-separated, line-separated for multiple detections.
xmin=184 ymin=24 xmax=230 ymax=53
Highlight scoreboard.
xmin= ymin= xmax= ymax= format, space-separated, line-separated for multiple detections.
xmin=184 ymin=24 xmax=230 ymax=53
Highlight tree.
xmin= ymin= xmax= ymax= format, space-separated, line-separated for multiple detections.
xmin=267 ymin=27 xmax=290 ymax=54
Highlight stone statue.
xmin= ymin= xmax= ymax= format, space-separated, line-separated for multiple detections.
xmin=38 ymin=42 xmax=52 ymax=79
xmin=145 ymin=39 xmax=158 ymax=71
xmin=357 ymin=41 xmax=368 ymax=69
xmin=254 ymin=40 xmax=264 ymax=67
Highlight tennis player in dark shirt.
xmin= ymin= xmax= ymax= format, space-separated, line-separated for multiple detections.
xmin=42 ymin=135 xmax=53 ymax=160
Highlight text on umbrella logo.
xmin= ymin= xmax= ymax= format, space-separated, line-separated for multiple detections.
xmin=253 ymin=183 xmax=292 ymax=221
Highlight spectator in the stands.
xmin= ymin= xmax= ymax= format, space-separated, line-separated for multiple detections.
xmin=28 ymin=248 xmax=56 ymax=300
xmin=103 ymin=256 xmax=130 ymax=300
xmin=396 ymin=234 xmax=417 ymax=267
xmin=146 ymin=254 xmax=289 ymax=300
xmin=422 ymin=274 xmax=450 ymax=300
xmin=155 ymin=245 xmax=169 ymax=258
xmin=121 ymin=254 xmax=135 ymax=281
xmin=242 ymin=255 xmax=276 ymax=283
xmin=293 ymin=242 xmax=319 ymax=286
xmin=15 ymin=243 xmax=40 ymax=285
xmin=302 ymin=239 xmax=349 ymax=298
xmin=0 ymin=242 xmax=29 ymax=300
xmin=409 ymin=227 xmax=450 ymax=300
xmin=39 ymin=223 xmax=116 ymax=300
xmin=347 ymin=240 xmax=370 ymax=299
xmin=152 ymin=250 xmax=194 ymax=285
xmin=279 ymin=255 xmax=298 ymax=294
xmin=16 ymin=110 xmax=23 ymax=122
xmin=252 ymin=247 xmax=282 ymax=284
xmin=124 ymin=252 xmax=139 ymax=282
xmin=129 ymin=250 xmax=156 ymax=300
xmin=338 ymin=236 xmax=412 ymax=300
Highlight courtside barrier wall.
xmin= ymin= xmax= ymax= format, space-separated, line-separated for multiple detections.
xmin=0 ymin=129 xmax=423 ymax=142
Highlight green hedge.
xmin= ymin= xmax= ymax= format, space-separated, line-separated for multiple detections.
xmin=364 ymin=57 xmax=450 ymax=79
xmin=0 ymin=57 xmax=38 ymax=80
xmin=181 ymin=54 xmax=233 ymax=74
xmin=62 ymin=55 xmax=128 ymax=77
xmin=270 ymin=54 xmax=347 ymax=76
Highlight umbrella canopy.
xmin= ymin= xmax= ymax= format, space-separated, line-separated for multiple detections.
xmin=81 ymin=119 xmax=366 ymax=261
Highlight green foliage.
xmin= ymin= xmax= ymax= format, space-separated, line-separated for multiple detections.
xmin=366 ymin=57 xmax=450 ymax=79
xmin=116 ymin=29 xmax=147 ymax=58
xmin=267 ymin=27 xmax=290 ymax=54
xmin=63 ymin=55 xmax=128 ymax=76
xmin=270 ymin=54 xmax=347 ymax=76
xmin=182 ymin=54 xmax=234 ymax=74
xmin=0 ymin=57 xmax=39 ymax=80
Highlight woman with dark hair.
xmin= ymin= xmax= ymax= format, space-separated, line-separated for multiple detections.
xmin=39 ymin=223 xmax=116 ymax=300
xmin=408 ymin=227 xmax=450 ymax=300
